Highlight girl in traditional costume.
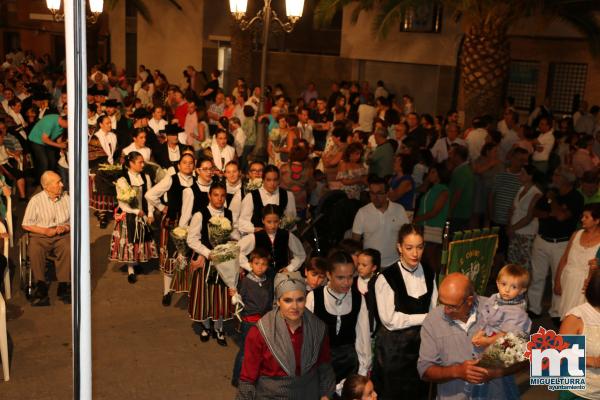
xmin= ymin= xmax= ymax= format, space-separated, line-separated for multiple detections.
xmin=89 ymin=114 xmax=118 ymax=228
xmin=144 ymin=152 xmax=195 ymax=306
xmin=187 ymin=181 xmax=240 ymax=345
xmin=110 ymin=151 xmax=158 ymax=283
xmin=238 ymin=204 xmax=306 ymax=281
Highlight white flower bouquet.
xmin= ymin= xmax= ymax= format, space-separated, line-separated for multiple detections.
xmin=208 ymin=215 xmax=233 ymax=247
xmin=245 ymin=178 xmax=262 ymax=192
xmin=210 ymin=241 xmax=244 ymax=319
xmin=98 ymin=163 xmax=121 ymax=171
xmin=478 ymin=332 xmax=528 ymax=368
xmin=280 ymin=213 xmax=299 ymax=231
xmin=115 ymin=177 xmax=138 ymax=205
xmin=170 ymin=226 xmax=189 ymax=271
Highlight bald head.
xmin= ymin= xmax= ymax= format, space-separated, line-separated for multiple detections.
xmin=41 ymin=171 xmax=61 ymax=189
xmin=439 ymin=273 xmax=475 ymax=322
xmin=440 ymin=272 xmax=473 ymax=299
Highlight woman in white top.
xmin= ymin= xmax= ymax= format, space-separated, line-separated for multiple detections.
xmin=506 ymin=165 xmax=543 ymax=270
xmin=89 ymin=114 xmax=118 ymax=228
xmin=121 ymin=128 xmax=152 ymax=162
xmin=109 ymin=152 xmax=158 ymax=283
xmin=560 ymin=269 xmax=600 ymax=400
xmin=555 ymin=203 xmax=600 ymax=319
xmin=210 ymin=129 xmax=236 ymax=174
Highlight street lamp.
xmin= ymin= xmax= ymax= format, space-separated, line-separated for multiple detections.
xmin=47 ymin=0 xmax=104 ymax=23
xmin=229 ymin=0 xmax=304 ymax=158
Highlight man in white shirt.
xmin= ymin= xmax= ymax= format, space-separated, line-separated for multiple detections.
xmin=229 ymin=117 xmax=246 ymax=158
xmin=430 ymin=123 xmax=465 ymax=163
xmin=497 ymin=109 xmax=519 ymax=161
xmin=352 ymin=177 xmax=409 ymax=268
xmin=374 ymin=80 xmax=389 ymax=100
xmin=297 ymin=108 xmax=315 ymax=148
xmin=532 ymin=117 xmax=555 ymax=174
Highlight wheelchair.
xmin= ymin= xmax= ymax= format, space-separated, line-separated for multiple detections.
xmin=18 ymin=232 xmax=58 ymax=300
xmin=18 ymin=233 xmax=32 ymax=299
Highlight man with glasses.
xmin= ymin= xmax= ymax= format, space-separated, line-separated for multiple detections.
xmin=418 ymin=273 xmax=526 ymax=399
xmin=352 ymin=176 xmax=409 ymax=268
xmin=22 ymin=171 xmax=71 ymax=306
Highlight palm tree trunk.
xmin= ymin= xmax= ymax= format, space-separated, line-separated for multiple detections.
xmin=460 ymin=24 xmax=510 ymax=123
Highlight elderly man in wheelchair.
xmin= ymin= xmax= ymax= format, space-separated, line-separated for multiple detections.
xmin=21 ymin=171 xmax=70 ymax=306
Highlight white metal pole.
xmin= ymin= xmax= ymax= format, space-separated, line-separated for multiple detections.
xmin=64 ymin=0 xmax=92 ymax=398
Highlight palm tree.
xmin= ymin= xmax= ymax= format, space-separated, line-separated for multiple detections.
xmin=315 ymin=0 xmax=600 ymax=120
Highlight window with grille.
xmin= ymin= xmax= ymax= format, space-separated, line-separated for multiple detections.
xmin=547 ymin=63 xmax=588 ymax=114
xmin=507 ymin=61 xmax=540 ymax=111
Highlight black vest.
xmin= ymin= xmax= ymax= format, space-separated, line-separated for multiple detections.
xmin=191 ymin=183 xmax=210 ymax=216
xmin=166 ymin=174 xmax=186 ymax=220
xmin=353 ymin=274 xmax=380 ymax=335
xmin=254 ymin=229 xmax=290 ymax=278
xmin=199 ymin=207 xmax=233 ymax=250
xmin=250 ymin=188 xmax=288 ymax=228
xmin=122 ymin=171 xmax=149 ymax=214
xmin=381 ymin=263 xmax=435 ymax=315
xmin=313 ymin=285 xmax=362 ymax=347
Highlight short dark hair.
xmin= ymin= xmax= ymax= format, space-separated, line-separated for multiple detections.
xmin=451 ymin=144 xmax=469 ymax=161
xmin=209 ymin=180 xmax=226 ymax=194
xmin=262 ymin=204 xmax=282 ymax=219
xmin=263 ymin=164 xmax=280 ymax=180
xmin=305 ymin=257 xmax=328 ymax=275
xmin=243 ymin=105 xmax=255 ymax=118
xmin=584 ymin=203 xmax=600 ymax=220
xmin=341 ymin=375 xmax=370 ymax=400
xmin=248 ymin=247 xmax=271 ymax=263
xmin=358 ymin=248 xmax=381 ymax=271
xmin=367 ymin=174 xmax=389 ymax=192
xmin=335 ymin=239 xmax=362 ymax=256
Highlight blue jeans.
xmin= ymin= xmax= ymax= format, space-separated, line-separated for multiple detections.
xmin=232 ymin=320 xmax=255 ymax=385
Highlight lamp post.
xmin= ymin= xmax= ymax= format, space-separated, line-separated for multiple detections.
xmin=47 ymin=0 xmax=103 ymax=23
xmin=229 ymin=0 xmax=304 ymax=157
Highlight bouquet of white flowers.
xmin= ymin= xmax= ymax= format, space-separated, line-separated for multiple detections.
xmin=245 ymin=178 xmax=262 ymax=192
xmin=208 ymin=215 xmax=233 ymax=247
xmin=280 ymin=213 xmax=299 ymax=231
xmin=210 ymin=241 xmax=244 ymax=320
xmin=478 ymin=332 xmax=528 ymax=368
xmin=170 ymin=226 xmax=189 ymax=271
xmin=115 ymin=177 xmax=138 ymax=206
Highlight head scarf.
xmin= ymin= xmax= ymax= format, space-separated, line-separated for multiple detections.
xmin=274 ymin=271 xmax=306 ymax=299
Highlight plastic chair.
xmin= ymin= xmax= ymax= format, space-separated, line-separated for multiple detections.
xmin=0 ymin=291 xmax=9 ymax=381
xmin=1 ymin=196 xmax=12 ymax=300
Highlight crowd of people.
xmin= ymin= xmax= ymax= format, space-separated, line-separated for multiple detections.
xmin=2 ymin=48 xmax=600 ymax=399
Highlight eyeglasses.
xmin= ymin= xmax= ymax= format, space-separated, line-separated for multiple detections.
xmin=440 ymin=297 xmax=467 ymax=311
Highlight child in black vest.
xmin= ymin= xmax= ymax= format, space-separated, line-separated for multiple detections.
xmin=355 ymin=248 xmax=381 ymax=335
xmin=229 ymin=248 xmax=273 ymax=387
xmin=306 ymin=250 xmax=372 ymax=387
xmin=238 ymin=204 xmax=306 ymax=280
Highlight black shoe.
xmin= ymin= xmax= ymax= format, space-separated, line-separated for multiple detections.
xmin=216 ymin=331 xmax=227 ymax=347
xmin=57 ymin=282 xmax=67 ymax=297
xmin=200 ymin=330 xmax=210 ymax=343
xmin=31 ymin=296 xmax=50 ymax=307
xmin=33 ymin=281 xmax=49 ymax=300
xmin=127 ymin=274 xmax=137 ymax=284
xmin=60 ymin=283 xmax=71 ymax=304
xmin=162 ymin=292 xmax=172 ymax=306
xmin=99 ymin=219 xmax=108 ymax=229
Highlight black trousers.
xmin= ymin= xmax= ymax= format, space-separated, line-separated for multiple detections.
xmin=31 ymin=142 xmax=57 ymax=182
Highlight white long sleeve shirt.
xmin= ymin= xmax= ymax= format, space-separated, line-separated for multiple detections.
xmin=118 ymin=171 xmax=155 ymax=216
xmin=238 ymin=187 xmax=297 ymax=234
xmin=226 ymin=181 xmax=243 ymax=221
xmin=186 ymin=205 xmax=240 ymax=258
xmin=237 ymin=230 xmax=306 ymax=272
xmin=374 ymin=262 xmax=438 ymax=331
xmin=144 ymin=172 xmax=194 ymax=213
xmin=306 ymin=287 xmax=372 ymax=376
xmin=179 ymin=179 xmax=212 ymax=228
